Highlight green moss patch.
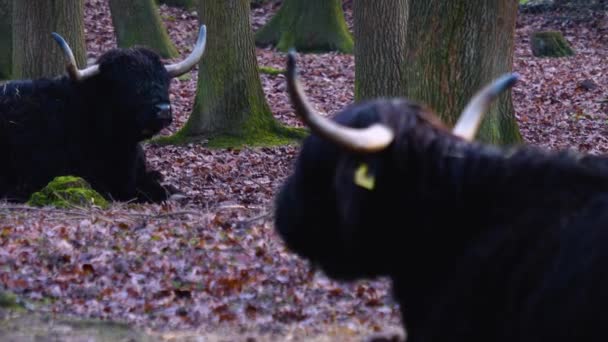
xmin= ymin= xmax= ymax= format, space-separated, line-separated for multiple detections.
xmin=206 ymin=125 xmax=307 ymax=148
xmin=258 ymin=65 xmax=286 ymax=76
xmin=155 ymin=124 xmax=307 ymax=149
xmin=0 ymin=291 xmax=24 ymax=310
xmin=27 ymin=176 xmax=109 ymax=209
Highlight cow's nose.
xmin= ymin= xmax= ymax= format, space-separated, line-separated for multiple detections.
xmin=156 ymin=103 xmax=172 ymax=120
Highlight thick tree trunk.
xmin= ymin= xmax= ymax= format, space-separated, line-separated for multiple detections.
xmin=109 ymin=0 xmax=178 ymax=58
xmin=255 ymin=0 xmax=353 ymax=53
xmin=0 ymin=0 xmax=11 ymax=79
xmin=404 ymin=0 xmax=522 ymax=144
xmin=12 ymin=0 xmax=86 ymax=79
xmin=354 ymin=0 xmax=408 ymax=100
xmin=176 ymin=0 xmax=301 ymax=147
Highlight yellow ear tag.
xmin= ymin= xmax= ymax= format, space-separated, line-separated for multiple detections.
xmin=354 ymin=163 xmax=375 ymax=190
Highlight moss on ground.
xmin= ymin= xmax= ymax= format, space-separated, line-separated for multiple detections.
xmin=206 ymin=125 xmax=307 ymax=148
xmin=27 ymin=176 xmax=109 ymax=209
xmin=0 ymin=313 xmax=155 ymax=342
xmin=0 ymin=291 xmax=24 ymax=310
xmin=258 ymin=65 xmax=286 ymax=76
xmin=155 ymin=124 xmax=307 ymax=149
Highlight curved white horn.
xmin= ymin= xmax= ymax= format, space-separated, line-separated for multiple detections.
xmin=286 ymin=50 xmax=394 ymax=154
xmin=52 ymin=32 xmax=100 ymax=82
xmin=452 ymin=73 xmax=519 ymax=141
xmin=165 ymin=25 xmax=207 ymax=78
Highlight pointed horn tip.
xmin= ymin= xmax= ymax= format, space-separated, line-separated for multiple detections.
xmin=51 ymin=32 xmax=66 ymax=45
xmin=490 ymin=73 xmax=520 ymax=96
xmin=502 ymin=72 xmax=520 ymax=87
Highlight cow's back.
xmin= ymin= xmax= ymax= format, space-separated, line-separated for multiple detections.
xmin=0 ymin=78 xmax=80 ymax=201
xmin=393 ymin=193 xmax=608 ymax=342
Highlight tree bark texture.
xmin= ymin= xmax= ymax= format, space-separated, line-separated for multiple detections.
xmin=0 ymin=0 xmax=11 ymax=79
xmin=12 ymin=0 xmax=86 ymax=79
xmin=404 ymin=0 xmax=522 ymax=144
xmin=180 ymin=0 xmax=293 ymax=145
xmin=255 ymin=0 xmax=353 ymax=53
xmin=354 ymin=0 xmax=408 ymax=100
xmin=109 ymin=0 xmax=178 ymax=58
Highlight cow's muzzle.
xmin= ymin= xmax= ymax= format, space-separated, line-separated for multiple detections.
xmin=155 ymin=103 xmax=172 ymax=122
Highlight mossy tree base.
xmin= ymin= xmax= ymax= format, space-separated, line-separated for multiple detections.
xmin=159 ymin=119 xmax=307 ymax=149
xmin=174 ymin=0 xmax=303 ymax=149
xmin=255 ymin=0 xmax=353 ymax=53
xmin=531 ymin=31 xmax=575 ymax=57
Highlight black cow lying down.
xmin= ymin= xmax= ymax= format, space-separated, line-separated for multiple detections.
xmin=275 ymin=51 xmax=608 ymax=342
xmin=0 ymin=26 xmax=207 ymax=203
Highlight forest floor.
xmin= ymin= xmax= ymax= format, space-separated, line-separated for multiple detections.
xmin=0 ymin=2 xmax=607 ymax=341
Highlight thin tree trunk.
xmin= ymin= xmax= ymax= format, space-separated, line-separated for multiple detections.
xmin=354 ymin=0 xmax=408 ymax=100
xmin=256 ymin=0 xmax=353 ymax=53
xmin=404 ymin=0 xmax=521 ymax=144
xmin=12 ymin=0 xmax=86 ymax=79
xmin=109 ymin=0 xmax=178 ymax=58
xmin=0 ymin=0 xmax=11 ymax=79
xmin=176 ymin=0 xmax=301 ymax=147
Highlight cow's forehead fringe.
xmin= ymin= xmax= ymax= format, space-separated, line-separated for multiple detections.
xmin=337 ymin=98 xmax=451 ymax=138
xmin=96 ymin=47 xmax=165 ymax=72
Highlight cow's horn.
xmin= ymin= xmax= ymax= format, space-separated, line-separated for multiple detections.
xmin=165 ymin=25 xmax=207 ymax=78
xmin=286 ymin=50 xmax=394 ymax=153
xmin=452 ymin=73 xmax=519 ymax=141
xmin=52 ymin=32 xmax=100 ymax=82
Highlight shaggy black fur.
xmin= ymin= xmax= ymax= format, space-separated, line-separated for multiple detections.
xmin=0 ymin=48 xmax=175 ymax=203
xmin=275 ymin=99 xmax=608 ymax=341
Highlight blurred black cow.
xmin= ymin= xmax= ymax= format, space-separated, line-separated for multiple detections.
xmin=0 ymin=26 xmax=206 ymax=203
xmin=275 ymin=51 xmax=608 ymax=341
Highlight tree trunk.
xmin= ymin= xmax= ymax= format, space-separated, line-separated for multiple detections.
xmin=255 ymin=0 xmax=353 ymax=53
xmin=354 ymin=0 xmax=408 ymax=100
xmin=109 ymin=0 xmax=178 ymax=58
xmin=175 ymin=0 xmax=302 ymax=147
xmin=12 ymin=0 xmax=86 ymax=79
xmin=404 ymin=0 xmax=522 ymax=144
xmin=0 ymin=0 xmax=11 ymax=79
